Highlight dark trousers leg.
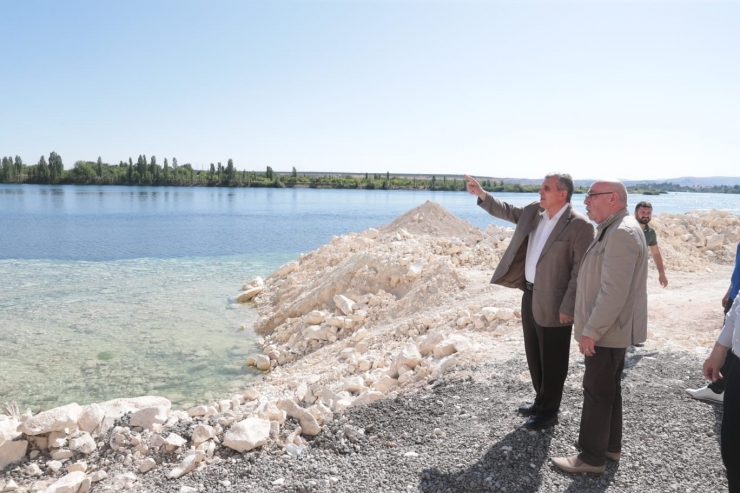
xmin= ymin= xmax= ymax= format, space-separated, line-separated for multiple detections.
xmin=578 ymin=347 xmax=626 ymax=467
xmin=709 ymin=351 xmax=735 ymax=393
xmin=521 ymin=290 xmax=573 ymax=415
xmin=722 ymin=352 xmax=740 ymax=493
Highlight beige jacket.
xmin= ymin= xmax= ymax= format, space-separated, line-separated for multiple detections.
xmin=574 ymin=209 xmax=648 ymax=348
xmin=478 ymin=195 xmax=594 ymax=327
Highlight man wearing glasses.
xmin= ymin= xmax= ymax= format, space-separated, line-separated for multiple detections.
xmin=552 ymin=179 xmax=648 ymax=475
xmin=465 ymin=173 xmax=594 ymax=431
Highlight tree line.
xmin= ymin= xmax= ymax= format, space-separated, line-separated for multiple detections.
xmin=4 ymin=152 xmax=736 ymax=194
xmin=0 ymin=152 xmax=548 ymax=191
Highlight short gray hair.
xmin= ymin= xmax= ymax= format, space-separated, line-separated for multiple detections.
xmin=545 ymin=172 xmax=574 ymax=202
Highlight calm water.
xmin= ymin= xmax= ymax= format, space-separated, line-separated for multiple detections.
xmin=2 ymin=184 xmax=740 ymax=411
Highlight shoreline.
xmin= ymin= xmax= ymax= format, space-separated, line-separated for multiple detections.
xmin=1 ymin=202 xmax=735 ymax=492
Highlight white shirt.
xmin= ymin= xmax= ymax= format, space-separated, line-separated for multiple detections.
xmin=525 ymin=203 xmax=569 ymax=284
xmin=719 ymin=293 xmax=740 ymax=356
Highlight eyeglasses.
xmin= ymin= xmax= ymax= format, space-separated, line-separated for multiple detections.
xmin=585 ymin=191 xmax=614 ymax=199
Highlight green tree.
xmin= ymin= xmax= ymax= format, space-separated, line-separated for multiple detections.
xmin=226 ymin=159 xmax=235 ymax=184
xmin=37 ymin=155 xmax=49 ymax=182
xmin=97 ymin=156 xmax=103 ymax=177
xmin=48 ymin=152 xmax=63 ymax=183
xmin=14 ymin=156 xmax=23 ymax=180
xmin=163 ymin=158 xmax=169 ymax=182
xmin=292 ymin=166 xmax=297 ymax=178
xmin=266 ymin=166 xmax=274 ymax=180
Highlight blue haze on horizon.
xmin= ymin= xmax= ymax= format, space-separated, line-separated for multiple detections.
xmin=1 ymin=1 xmax=738 ymax=181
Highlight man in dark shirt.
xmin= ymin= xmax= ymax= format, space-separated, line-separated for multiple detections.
xmin=635 ymin=201 xmax=668 ymax=288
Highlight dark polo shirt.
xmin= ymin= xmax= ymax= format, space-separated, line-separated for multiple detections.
xmin=643 ymin=223 xmax=657 ymax=246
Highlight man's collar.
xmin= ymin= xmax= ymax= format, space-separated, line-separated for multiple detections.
xmin=540 ymin=203 xmax=569 ymax=220
xmin=597 ymin=208 xmax=629 ymax=229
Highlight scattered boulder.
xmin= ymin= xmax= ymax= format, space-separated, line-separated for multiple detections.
xmin=223 ymin=418 xmax=271 ymax=453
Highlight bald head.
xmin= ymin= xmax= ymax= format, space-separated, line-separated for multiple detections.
xmin=584 ymin=179 xmax=628 ymax=224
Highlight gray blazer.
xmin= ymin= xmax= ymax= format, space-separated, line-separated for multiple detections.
xmin=478 ymin=195 xmax=595 ymax=327
xmin=574 ymin=209 xmax=648 ymax=348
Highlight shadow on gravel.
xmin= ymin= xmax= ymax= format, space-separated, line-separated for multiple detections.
xmin=420 ymin=428 xmax=554 ymax=493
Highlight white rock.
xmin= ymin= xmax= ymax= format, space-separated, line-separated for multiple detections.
xmin=43 ymin=471 xmax=85 ymax=493
xmin=50 ymin=449 xmax=74 ymax=460
xmin=164 ymin=433 xmax=187 ymax=451
xmin=433 ymin=334 xmax=471 ymax=358
xmin=97 ymin=396 xmax=171 ymax=434
xmin=307 ymin=402 xmax=334 ymax=425
xmin=362 ymin=228 xmax=379 ymax=239
xmin=418 ymin=332 xmax=445 ymax=356
xmin=333 ymin=295 xmax=356 ymax=316
xmin=325 ymin=316 xmax=345 ymax=328
xmin=0 ymin=416 xmax=21 ymax=445
xmin=130 ymin=406 xmax=169 ymax=430
xmin=255 ymin=354 xmax=271 ymax=371
xmin=391 ymin=345 xmax=422 ymax=377
xmin=275 ymin=261 xmax=299 ymax=277
xmin=191 ymin=424 xmax=216 ymax=445
xmin=431 ymin=355 xmax=459 ymax=379
xmin=352 ymin=328 xmax=369 ymax=342
xmin=497 ymin=309 xmax=515 ymax=321
xmin=305 ymin=310 xmax=324 ymax=325
xmin=66 ymin=461 xmax=87 ymax=473
xmin=354 ymin=391 xmax=385 ymax=407
xmin=407 ymin=259 xmax=424 ymax=278
xmin=481 ymin=307 xmax=499 ymax=322
xmin=89 ymin=470 xmax=108 ymax=482
xmin=223 ymin=418 xmax=271 ymax=452
xmin=0 ymin=439 xmax=28 ymax=470
xmin=372 ymin=376 xmax=398 ymax=393
xmin=277 ymin=400 xmax=321 ymax=436
xmin=342 ymin=376 xmax=365 ymax=393
xmin=17 ymin=403 xmax=82 ymax=436
xmin=25 ymin=463 xmax=43 ymax=476
xmin=187 ymin=405 xmax=209 ymax=417
xmin=47 ymin=460 xmax=64 ymax=473
xmin=139 ymin=457 xmax=157 ymax=473
xmin=166 ymin=453 xmax=204 ymax=479
xmin=69 ymin=432 xmax=96 ymax=454
xmin=2 ymin=479 xmax=18 ymax=492
xmin=303 ymin=325 xmax=331 ymax=341
xmin=236 ymin=286 xmax=263 ymax=303
xmin=48 ymin=430 xmax=68 ymax=449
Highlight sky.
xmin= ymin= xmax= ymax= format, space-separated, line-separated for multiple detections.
xmin=1 ymin=1 xmax=738 ymax=181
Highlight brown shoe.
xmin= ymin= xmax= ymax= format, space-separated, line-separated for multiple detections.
xmin=551 ymin=456 xmax=605 ymax=474
xmin=574 ymin=439 xmax=621 ymax=461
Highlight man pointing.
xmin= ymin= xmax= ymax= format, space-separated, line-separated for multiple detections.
xmin=466 ymin=173 xmax=594 ymax=430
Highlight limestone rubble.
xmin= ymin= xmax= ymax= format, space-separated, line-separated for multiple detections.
xmin=1 ymin=201 xmax=737 ymax=491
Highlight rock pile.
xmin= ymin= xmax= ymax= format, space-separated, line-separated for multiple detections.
xmin=649 ymin=209 xmax=740 ymax=270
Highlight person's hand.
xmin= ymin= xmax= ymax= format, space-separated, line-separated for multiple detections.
xmin=703 ymin=353 xmax=725 ymax=382
xmin=579 ymin=336 xmax=596 ymax=357
xmin=659 ymin=274 xmax=668 ymax=288
xmin=463 ymin=174 xmax=486 ymax=200
xmin=722 ymin=293 xmax=729 ymax=308
xmin=559 ymin=313 xmax=573 ymax=324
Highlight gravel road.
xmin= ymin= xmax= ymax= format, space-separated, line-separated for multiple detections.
xmin=108 ymin=347 xmax=726 ymax=493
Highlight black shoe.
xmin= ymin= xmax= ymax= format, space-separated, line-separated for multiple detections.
xmin=523 ymin=413 xmax=558 ymax=431
xmin=517 ymin=403 xmax=539 ymax=416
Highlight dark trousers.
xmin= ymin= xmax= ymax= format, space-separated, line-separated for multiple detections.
xmin=712 ymin=298 xmax=736 ymax=393
xmin=578 ymin=347 xmax=626 ymax=467
xmin=722 ymin=351 xmax=740 ymax=493
xmin=521 ymin=289 xmax=573 ymax=416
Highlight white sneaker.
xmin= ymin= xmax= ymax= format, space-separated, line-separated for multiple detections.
xmin=686 ymin=386 xmax=724 ymax=403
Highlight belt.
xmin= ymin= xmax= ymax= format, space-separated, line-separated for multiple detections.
xmin=525 ymin=282 xmax=534 ymax=291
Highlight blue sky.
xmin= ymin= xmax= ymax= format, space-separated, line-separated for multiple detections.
xmin=1 ymin=1 xmax=738 ymax=180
